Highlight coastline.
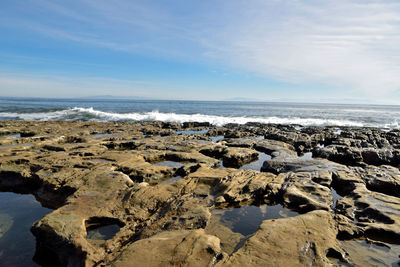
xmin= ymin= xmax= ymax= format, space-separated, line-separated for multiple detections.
xmin=1 ymin=120 xmax=400 ymax=266
xmin=2 ymin=97 xmax=399 ymax=129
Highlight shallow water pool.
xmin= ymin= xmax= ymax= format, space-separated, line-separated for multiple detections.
xmin=160 ymin=176 xmax=183 ymax=185
xmin=153 ymin=161 xmax=188 ymax=168
xmin=210 ymin=136 xmax=224 ymax=143
xmin=239 ymin=152 xmax=272 ymax=171
xmin=0 ymin=192 xmax=52 ymax=266
xmin=175 ymin=129 xmax=209 ymax=135
xmin=213 ymin=204 xmax=299 ymax=237
xmin=86 ymin=224 xmax=121 ymax=240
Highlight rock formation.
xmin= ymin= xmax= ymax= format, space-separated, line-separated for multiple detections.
xmin=0 ymin=121 xmax=400 ymax=266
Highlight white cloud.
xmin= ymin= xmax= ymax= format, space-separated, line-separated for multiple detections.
xmin=200 ymin=0 xmax=400 ymax=96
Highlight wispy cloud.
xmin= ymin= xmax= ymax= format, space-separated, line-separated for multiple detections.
xmin=203 ymin=0 xmax=400 ymax=96
xmin=2 ymin=0 xmax=400 ymax=99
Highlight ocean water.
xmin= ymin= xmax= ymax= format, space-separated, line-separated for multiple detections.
xmin=1 ymin=97 xmax=400 ymax=129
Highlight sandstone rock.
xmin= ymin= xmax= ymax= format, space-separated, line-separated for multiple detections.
xmin=217 ymin=210 xmax=345 ymax=266
xmin=338 ymin=183 xmax=400 ymax=241
xmin=214 ymin=170 xmax=283 ymax=205
xmin=200 ymin=144 xmax=259 ymax=168
xmin=281 ymin=172 xmax=332 ymax=212
xmin=110 ymin=229 xmax=223 ymax=267
xmin=354 ymin=165 xmax=400 ymax=198
xmin=1 ymin=121 xmax=399 ymax=266
xmin=261 ymin=158 xmax=344 ymax=175
xmin=313 ymin=145 xmax=363 ymax=165
xmin=222 ymin=147 xmax=259 ymax=168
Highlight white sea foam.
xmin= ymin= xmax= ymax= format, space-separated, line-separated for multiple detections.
xmin=0 ymin=107 xmax=379 ymax=127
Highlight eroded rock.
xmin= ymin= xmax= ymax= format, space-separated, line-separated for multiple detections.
xmin=0 ymin=121 xmax=399 ymax=266
xmin=111 ymin=229 xmax=223 ymax=267
xmin=217 ymin=210 xmax=345 ymax=266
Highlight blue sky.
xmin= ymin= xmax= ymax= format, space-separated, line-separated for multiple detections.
xmin=1 ymin=0 xmax=400 ymax=103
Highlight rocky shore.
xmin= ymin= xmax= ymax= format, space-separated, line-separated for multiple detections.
xmin=1 ymin=121 xmax=400 ymax=266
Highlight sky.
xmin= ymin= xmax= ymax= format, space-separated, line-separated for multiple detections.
xmin=1 ymin=0 xmax=400 ymax=104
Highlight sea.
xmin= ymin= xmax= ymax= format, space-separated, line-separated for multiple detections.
xmin=1 ymin=97 xmax=400 ymax=129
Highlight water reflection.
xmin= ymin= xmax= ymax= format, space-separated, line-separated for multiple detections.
xmin=298 ymin=152 xmax=313 ymax=160
xmin=330 ymin=187 xmax=343 ymax=210
xmin=86 ymin=224 xmax=121 ymax=240
xmin=175 ymin=129 xmax=209 ymax=135
xmin=153 ymin=161 xmax=187 ymax=168
xmin=206 ymin=204 xmax=299 ymax=254
xmin=213 ymin=204 xmax=298 ymax=237
xmin=6 ymin=134 xmax=21 ymax=138
xmin=239 ymin=153 xmax=272 ymax=171
xmin=160 ymin=176 xmax=183 ymax=185
xmin=210 ymin=136 xmax=224 ymax=143
xmin=0 ymin=192 xmax=52 ymax=266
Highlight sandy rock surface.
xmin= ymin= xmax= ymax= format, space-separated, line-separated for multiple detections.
xmin=1 ymin=121 xmax=400 ymax=266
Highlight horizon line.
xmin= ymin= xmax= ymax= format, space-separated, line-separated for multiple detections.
xmin=0 ymin=95 xmax=399 ymax=107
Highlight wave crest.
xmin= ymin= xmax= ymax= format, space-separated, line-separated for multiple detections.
xmin=0 ymin=106 xmax=372 ymax=127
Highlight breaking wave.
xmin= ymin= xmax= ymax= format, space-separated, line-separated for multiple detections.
xmin=0 ymin=107 xmax=379 ymax=127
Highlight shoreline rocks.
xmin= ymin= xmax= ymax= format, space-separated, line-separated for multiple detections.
xmin=0 ymin=121 xmax=400 ymax=266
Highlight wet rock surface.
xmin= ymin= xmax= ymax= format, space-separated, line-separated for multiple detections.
xmin=0 ymin=121 xmax=400 ymax=266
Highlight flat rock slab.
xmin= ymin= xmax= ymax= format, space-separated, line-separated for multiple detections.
xmin=111 ymin=229 xmax=222 ymax=267
xmin=217 ymin=210 xmax=343 ymax=266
